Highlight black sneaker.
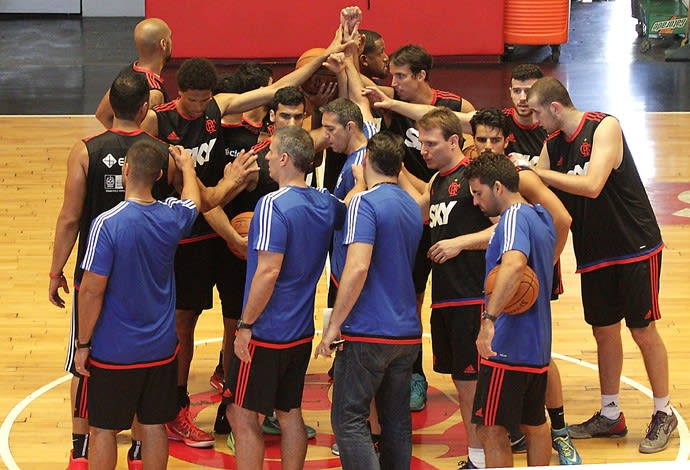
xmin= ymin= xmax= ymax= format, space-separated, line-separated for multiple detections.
xmin=214 ymin=402 xmax=231 ymax=434
xmin=510 ymin=432 xmax=527 ymax=454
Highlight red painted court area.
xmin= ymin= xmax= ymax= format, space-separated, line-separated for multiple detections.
xmin=646 ymin=182 xmax=690 ymax=225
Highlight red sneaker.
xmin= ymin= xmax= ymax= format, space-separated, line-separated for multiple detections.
xmin=127 ymin=456 xmax=143 ymax=470
xmin=209 ymin=370 xmax=224 ymax=391
xmin=165 ymin=406 xmax=215 ymax=448
xmin=66 ymin=450 xmax=88 ymax=470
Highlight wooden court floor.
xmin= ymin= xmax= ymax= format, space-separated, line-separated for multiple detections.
xmin=0 ymin=114 xmax=689 ymax=469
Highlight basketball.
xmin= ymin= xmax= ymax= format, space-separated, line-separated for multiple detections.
xmin=484 ymin=264 xmax=540 ymax=315
xmin=230 ymin=211 xmax=253 ymax=237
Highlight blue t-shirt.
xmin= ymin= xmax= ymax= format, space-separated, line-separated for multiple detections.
xmin=340 ymin=183 xmax=423 ymax=341
xmin=484 ymin=203 xmax=555 ymax=368
xmin=244 ymin=186 xmax=346 ymax=345
xmin=331 ymin=120 xmax=378 ymax=282
xmin=81 ymin=198 xmax=197 ymax=364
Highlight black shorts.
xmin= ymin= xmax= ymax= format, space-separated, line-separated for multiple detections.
xmin=65 ymin=289 xmax=81 ymax=377
xmin=580 ymin=252 xmax=662 ymax=328
xmin=551 ymin=259 xmax=563 ymax=300
xmin=85 ymin=356 xmax=178 ymax=430
xmin=175 ymin=237 xmax=245 ymax=318
xmin=471 ymin=361 xmax=547 ymax=430
xmin=412 ymin=225 xmax=432 ymax=294
xmin=224 ymin=340 xmax=311 ymax=416
xmin=430 ymin=305 xmax=481 ymax=380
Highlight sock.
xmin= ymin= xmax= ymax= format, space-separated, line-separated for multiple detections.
xmin=72 ymin=433 xmax=89 ymax=459
xmin=128 ymin=440 xmax=142 ymax=461
xmin=412 ymin=348 xmax=425 ymax=378
xmin=468 ymin=447 xmax=485 ymax=468
xmin=653 ymin=395 xmax=672 ymax=415
xmin=177 ymin=385 xmax=190 ymax=410
xmin=600 ymin=394 xmax=620 ymax=419
xmin=548 ymin=406 xmax=566 ymax=430
xmin=216 ymin=350 xmax=224 ymax=372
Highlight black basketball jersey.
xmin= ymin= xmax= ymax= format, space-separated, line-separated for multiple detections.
xmin=155 ymin=98 xmax=227 ymax=239
xmin=546 ymin=112 xmax=663 ymax=272
xmin=127 ymin=62 xmax=170 ymax=103
xmin=224 ymin=138 xmax=278 ymax=220
xmin=76 ymin=129 xmax=172 ymax=284
xmin=387 ymin=89 xmax=463 ymax=182
xmin=429 ymin=158 xmax=492 ymax=307
xmin=221 ymin=116 xmax=271 ymax=163
xmin=502 ymin=107 xmax=547 ymax=165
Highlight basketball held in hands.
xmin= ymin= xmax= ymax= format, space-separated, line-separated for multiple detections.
xmin=230 ymin=211 xmax=253 ymax=237
xmin=484 ymin=264 xmax=540 ymax=315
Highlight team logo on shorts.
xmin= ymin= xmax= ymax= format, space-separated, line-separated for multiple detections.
xmin=205 ymin=119 xmax=217 ymax=134
xmin=580 ymin=140 xmax=591 ymax=158
xmin=448 ymin=179 xmax=460 ymax=197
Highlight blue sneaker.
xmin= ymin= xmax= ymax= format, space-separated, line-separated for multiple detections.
xmin=552 ymin=426 xmax=582 ymax=465
xmin=410 ymin=373 xmax=428 ymax=411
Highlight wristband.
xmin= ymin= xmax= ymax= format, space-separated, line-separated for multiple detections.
xmin=482 ymin=311 xmax=498 ymax=322
xmin=237 ymin=319 xmax=254 ymax=329
xmin=49 ymin=271 xmax=64 ymax=280
xmin=75 ymin=339 xmax=92 ymax=349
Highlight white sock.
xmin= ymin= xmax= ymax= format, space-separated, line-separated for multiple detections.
xmin=653 ymin=395 xmax=672 ymax=415
xmin=600 ymin=394 xmax=620 ymax=419
xmin=468 ymin=447 xmax=485 ymax=468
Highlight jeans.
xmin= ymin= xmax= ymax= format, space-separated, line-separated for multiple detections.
xmin=331 ymin=341 xmax=420 ymax=470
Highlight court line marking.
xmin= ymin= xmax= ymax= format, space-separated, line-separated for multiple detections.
xmin=1 ymin=337 xmax=687 ymax=469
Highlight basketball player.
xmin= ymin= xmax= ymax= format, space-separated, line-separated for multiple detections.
xmin=95 ymin=18 xmax=172 ymax=129
xmin=225 ymin=126 xmax=346 ymax=470
xmin=466 ymin=152 xmax=555 ymax=468
xmin=399 ymin=108 xmax=493 ymax=469
xmin=315 ymin=131 xmax=423 ymax=469
xmin=366 ymin=44 xmax=475 ymax=409
xmin=73 ymin=141 xmax=199 ymax=470
xmin=357 ymin=29 xmax=389 ymax=80
xmin=49 ymin=71 xmax=177 ymax=470
xmin=528 ymin=77 xmax=676 ymax=454
xmin=470 ymin=108 xmax=581 ymax=465
xmin=139 ymin=33 xmax=350 ymax=447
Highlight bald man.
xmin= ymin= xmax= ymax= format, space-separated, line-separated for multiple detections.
xmin=95 ymin=18 xmax=173 ymax=129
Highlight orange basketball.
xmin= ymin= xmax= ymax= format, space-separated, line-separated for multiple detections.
xmin=230 ymin=211 xmax=253 ymax=237
xmin=484 ymin=264 xmax=540 ymax=315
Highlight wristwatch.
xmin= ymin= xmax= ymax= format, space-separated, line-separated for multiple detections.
xmin=481 ymin=311 xmax=498 ymax=322
xmin=75 ymin=338 xmax=92 ymax=349
xmin=237 ymin=319 xmax=254 ymax=330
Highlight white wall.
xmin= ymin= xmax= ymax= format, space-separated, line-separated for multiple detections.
xmin=82 ymin=0 xmax=144 ymax=16
xmin=0 ymin=0 xmax=80 ymax=13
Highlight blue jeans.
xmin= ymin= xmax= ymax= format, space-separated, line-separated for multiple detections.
xmin=331 ymin=341 xmax=420 ymax=470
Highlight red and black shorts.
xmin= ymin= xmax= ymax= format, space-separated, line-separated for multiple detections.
xmin=580 ymin=252 xmax=662 ymax=328
xmin=223 ymin=340 xmax=311 ymax=416
xmin=471 ymin=360 xmax=548 ymax=430
xmin=77 ymin=355 xmax=178 ymax=430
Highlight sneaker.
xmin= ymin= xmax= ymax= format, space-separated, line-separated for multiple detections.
xmin=510 ymin=432 xmax=527 ymax=454
xmin=214 ymin=402 xmax=232 ymax=434
xmin=552 ymin=426 xmax=583 ymax=465
xmin=261 ymin=415 xmax=317 ymax=439
xmin=66 ymin=450 xmax=88 ymax=470
xmin=568 ymin=411 xmax=628 ymax=439
xmin=331 ymin=442 xmax=340 ymax=456
xmin=209 ymin=370 xmax=224 ymax=391
xmin=410 ymin=373 xmax=428 ymax=411
xmin=165 ymin=406 xmax=215 ymax=448
xmin=457 ymin=459 xmax=478 ymax=469
xmin=226 ymin=431 xmax=235 ymax=454
xmin=126 ymin=456 xmax=143 ymax=470
xmin=639 ymin=411 xmax=678 ymax=454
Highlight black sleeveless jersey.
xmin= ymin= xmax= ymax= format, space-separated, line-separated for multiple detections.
xmin=429 ymin=158 xmax=492 ymax=307
xmin=155 ymin=98 xmax=226 ymax=239
xmin=224 ymin=138 xmax=278 ymax=220
xmin=221 ymin=116 xmax=271 ymax=163
xmin=76 ymin=129 xmax=172 ymax=284
xmin=502 ymin=107 xmax=547 ymax=165
xmin=126 ymin=62 xmax=170 ymax=103
xmin=386 ymin=89 xmax=463 ymax=182
xmin=546 ymin=112 xmax=662 ymax=272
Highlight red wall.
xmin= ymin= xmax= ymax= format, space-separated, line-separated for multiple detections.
xmin=146 ymin=0 xmax=504 ymax=59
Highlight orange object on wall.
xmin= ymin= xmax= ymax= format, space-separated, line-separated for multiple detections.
xmin=504 ymin=0 xmax=570 ymax=45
